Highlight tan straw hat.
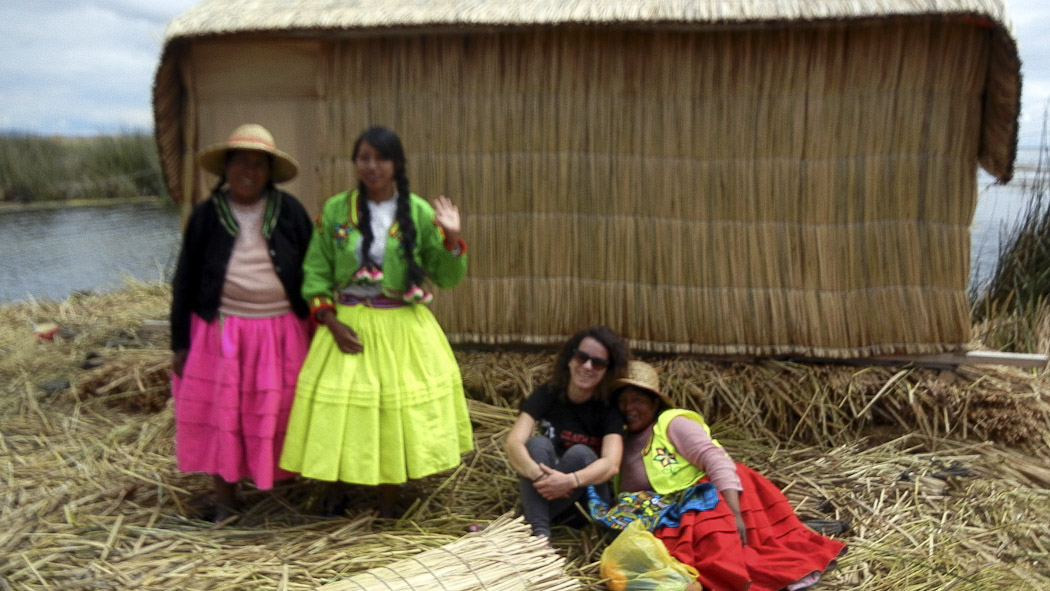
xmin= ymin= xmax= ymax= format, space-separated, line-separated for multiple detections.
xmin=614 ymin=361 xmax=674 ymax=408
xmin=197 ymin=123 xmax=299 ymax=183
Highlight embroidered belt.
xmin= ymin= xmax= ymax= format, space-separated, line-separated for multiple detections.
xmin=338 ymin=293 xmax=407 ymax=309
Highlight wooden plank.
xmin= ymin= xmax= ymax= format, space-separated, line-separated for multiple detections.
xmin=872 ymin=351 xmax=1048 ymax=369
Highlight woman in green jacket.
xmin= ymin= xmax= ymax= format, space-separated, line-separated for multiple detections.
xmin=279 ymin=126 xmax=472 ymax=518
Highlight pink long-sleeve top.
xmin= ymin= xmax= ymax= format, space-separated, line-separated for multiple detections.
xmin=620 ymin=415 xmax=743 ymax=494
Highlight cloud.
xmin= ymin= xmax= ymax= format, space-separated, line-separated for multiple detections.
xmin=0 ymin=0 xmax=1048 ymax=143
xmin=1008 ymin=0 xmax=1050 ymax=146
xmin=1006 ymin=0 xmax=1050 ymax=25
xmin=0 ymin=1 xmax=194 ymax=135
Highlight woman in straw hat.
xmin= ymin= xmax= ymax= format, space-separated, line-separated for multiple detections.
xmin=504 ymin=325 xmax=630 ymax=541
xmin=610 ymin=360 xmax=846 ymax=591
xmin=278 ymin=126 xmax=472 ymax=518
xmin=170 ymin=123 xmax=314 ymax=522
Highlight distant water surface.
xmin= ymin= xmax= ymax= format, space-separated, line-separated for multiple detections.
xmin=0 ymin=201 xmax=182 ymax=304
xmin=970 ymin=148 xmax=1044 ymax=293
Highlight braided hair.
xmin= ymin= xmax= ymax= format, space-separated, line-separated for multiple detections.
xmin=351 ymin=126 xmax=426 ymax=289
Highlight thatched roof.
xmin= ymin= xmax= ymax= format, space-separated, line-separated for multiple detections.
xmin=157 ymin=0 xmax=1021 ymax=183
xmin=164 ymin=0 xmax=1010 ymax=34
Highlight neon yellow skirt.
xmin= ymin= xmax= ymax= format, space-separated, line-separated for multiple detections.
xmin=279 ymin=303 xmax=474 ymax=485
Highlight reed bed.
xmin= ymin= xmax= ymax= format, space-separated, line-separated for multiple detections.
xmin=972 ymin=110 xmax=1050 ymax=354
xmin=2 ymin=282 xmax=1049 ymax=590
xmin=460 ymin=351 xmax=1050 ymax=452
xmin=0 ymin=133 xmax=165 ymax=203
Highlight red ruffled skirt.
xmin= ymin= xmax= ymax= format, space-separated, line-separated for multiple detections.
xmin=172 ymin=312 xmax=312 ymax=489
xmin=654 ymin=463 xmax=846 ymax=591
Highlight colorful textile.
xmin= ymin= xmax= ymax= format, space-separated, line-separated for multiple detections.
xmin=587 ymin=483 xmax=719 ymax=531
xmin=172 ymin=312 xmax=312 ymax=489
xmin=588 ymin=486 xmax=671 ymax=531
xmin=338 ymin=292 xmax=407 ymax=308
xmin=654 ymin=464 xmax=846 ymax=591
xmin=279 ymin=302 xmax=474 ymax=485
xmin=302 ymin=190 xmax=467 ymax=314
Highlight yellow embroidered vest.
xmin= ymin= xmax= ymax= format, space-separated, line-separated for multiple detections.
xmin=642 ymin=409 xmax=723 ymax=495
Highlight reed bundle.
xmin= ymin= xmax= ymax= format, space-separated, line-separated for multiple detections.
xmin=972 ymin=125 xmax=1050 ymax=353
xmin=2 ymin=282 xmax=1049 ymax=590
xmin=319 ymin=514 xmax=577 ymax=591
xmin=457 ymin=351 xmax=1050 ymax=452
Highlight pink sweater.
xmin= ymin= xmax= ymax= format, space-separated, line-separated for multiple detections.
xmin=219 ymin=200 xmax=291 ymax=318
xmin=620 ymin=416 xmax=742 ymax=494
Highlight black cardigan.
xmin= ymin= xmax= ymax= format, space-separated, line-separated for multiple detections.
xmin=170 ymin=189 xmax=313 ymax=351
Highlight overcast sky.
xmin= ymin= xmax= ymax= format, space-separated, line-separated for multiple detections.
xmin=0 ymin=0 xmax=1047 ymax=151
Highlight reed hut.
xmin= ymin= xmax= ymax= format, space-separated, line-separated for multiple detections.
xmin=153 ymin=0 xmax=1021 ymax=359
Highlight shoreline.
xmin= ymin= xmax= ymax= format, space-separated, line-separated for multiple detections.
xmin=0 ymin=195 xmax=173 ymax=213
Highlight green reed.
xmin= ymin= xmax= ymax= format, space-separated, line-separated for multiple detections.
xmin=0 ymin=131 xmax=166 ymax=202
xmin=972 ymin=108 xmax=1050 ymax=352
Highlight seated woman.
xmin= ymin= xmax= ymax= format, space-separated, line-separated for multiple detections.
xmin=503 ymin=325 xmax=630 ymax=540
xmin=612 ymin=361 xmax=846 ymax=591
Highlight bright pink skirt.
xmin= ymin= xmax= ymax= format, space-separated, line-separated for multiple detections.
xmin=654 ymin=463 xmax=846 ymax=591
xmin=171 ymin=312 xmax=312 ymax=489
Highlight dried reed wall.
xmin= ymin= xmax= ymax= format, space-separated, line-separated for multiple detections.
xmin=167 ymin=20 xmax=990 ymax=357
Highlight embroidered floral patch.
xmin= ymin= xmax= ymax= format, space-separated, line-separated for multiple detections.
xmin=333 ymin=222 xmax=349 ymax=246
xmin=652 ymin=447 xmax=679 ymax=468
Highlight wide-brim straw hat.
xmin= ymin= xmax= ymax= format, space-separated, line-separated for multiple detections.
xmin=613 ymin=360 xmax=674 ymax=409
xmin=197 ymin=123 xmax=299 ymax=183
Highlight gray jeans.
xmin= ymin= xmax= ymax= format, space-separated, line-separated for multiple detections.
xmin=519 ymin=435 xmax=612 ymax=537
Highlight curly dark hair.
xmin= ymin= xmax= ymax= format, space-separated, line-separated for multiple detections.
xmin=550 ymin=325 xmax=630 ymax=402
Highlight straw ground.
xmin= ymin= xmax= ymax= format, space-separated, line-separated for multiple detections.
xmin=2 ymin=281 xmax=1049 ymax=590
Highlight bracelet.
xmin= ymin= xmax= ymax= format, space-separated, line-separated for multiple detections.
xmin=573 ymin=472 xmax=581 ymax=487
xmin=531 ymin=472 xmax=545 ymax=482
xmin=443 ymin=236 xmax=467 ymax=255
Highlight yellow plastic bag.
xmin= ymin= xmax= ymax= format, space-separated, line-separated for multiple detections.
xmin=599 ymin=520 xmax=701 ymax=591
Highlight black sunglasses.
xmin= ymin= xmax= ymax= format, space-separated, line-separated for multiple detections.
xmin=571 ymin=348 xmax=610 ymax=369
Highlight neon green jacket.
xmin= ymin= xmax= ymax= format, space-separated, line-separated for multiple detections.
xmin=302 ymin=189 xmax=467 ymax=313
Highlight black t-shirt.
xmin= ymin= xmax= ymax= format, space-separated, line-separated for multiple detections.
xmin=521 ymin=384 xmax=625 ymax=456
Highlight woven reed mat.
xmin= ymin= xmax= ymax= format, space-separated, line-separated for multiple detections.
xmin=317 ymin=513 xmax=579 ymax=591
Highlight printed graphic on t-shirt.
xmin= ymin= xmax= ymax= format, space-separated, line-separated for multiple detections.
xmin=561 ymin=429 xmax=601 ymax=452
xmin=539 ymin=419 xmax=556 ymax=440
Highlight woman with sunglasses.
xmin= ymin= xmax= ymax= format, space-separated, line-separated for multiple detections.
xmin=504 ymin=325 xmax=630 ymax=541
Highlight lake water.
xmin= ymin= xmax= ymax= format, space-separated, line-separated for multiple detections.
xmin=0 ymin=174 xmax=1040 ymax=305
xmin=969 ymin=174 xmax=1035 ymax=293
xmin=0 ymin=201 xmax=183 ymax=304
